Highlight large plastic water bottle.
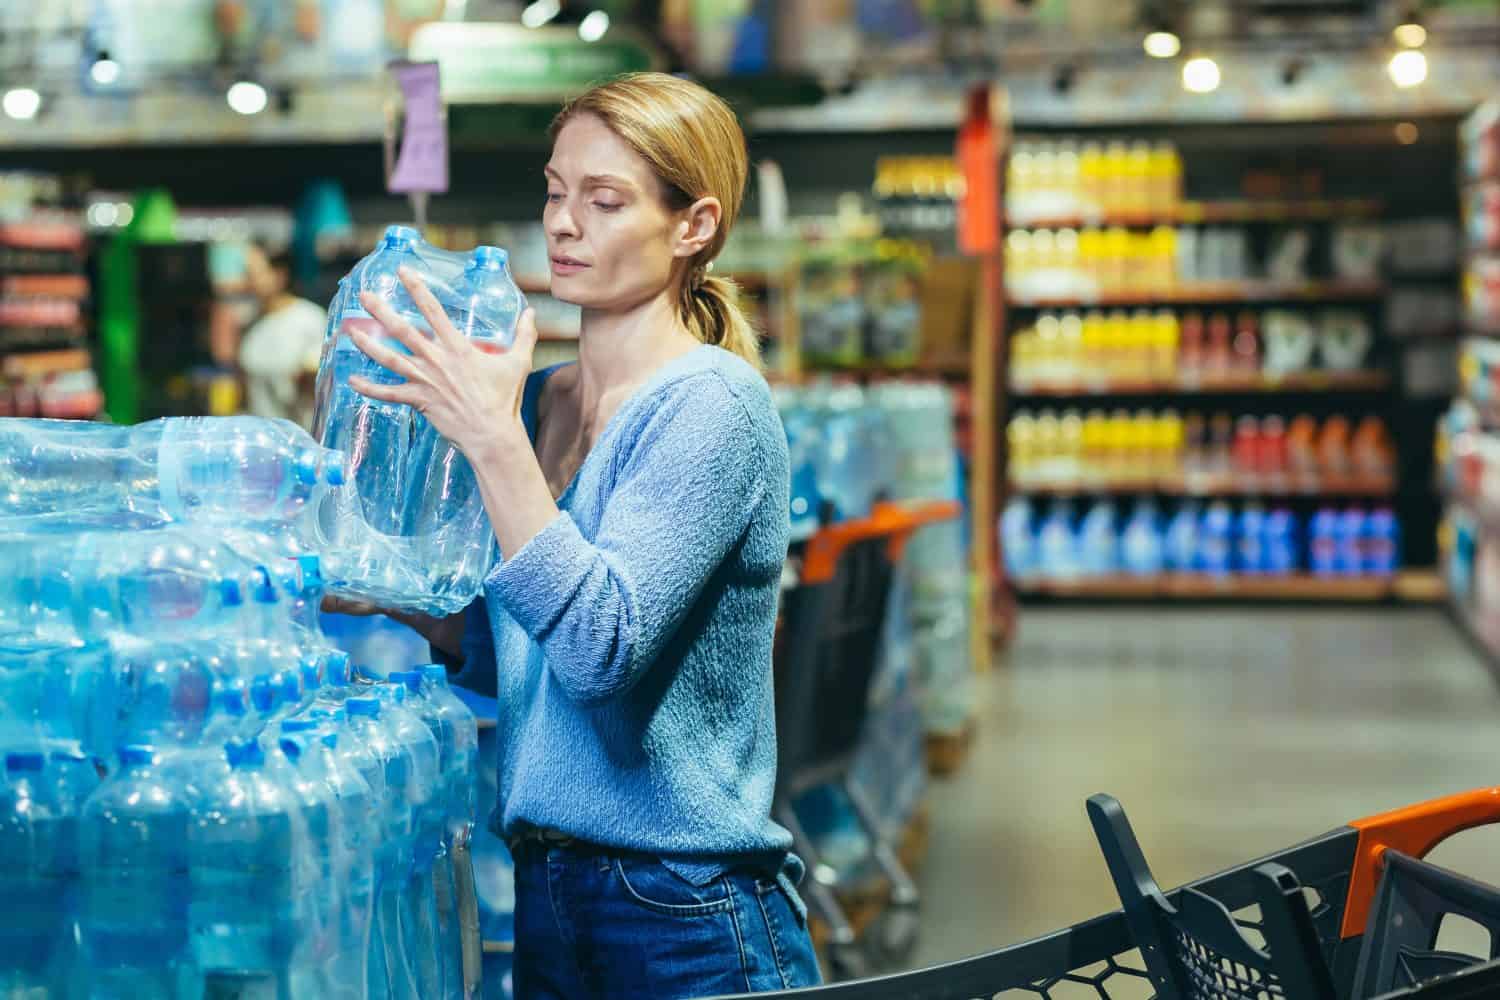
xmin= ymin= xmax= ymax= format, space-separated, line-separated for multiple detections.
xmin=345 ymin=695 xmax=418 ymax=999
xmin=1001 ymin=498 xmax=1037 ymax=581
xmin=265 ymin=729 xmax=342 ymax=996
xmin=401 ymin=247 xmax=522 ymax=612
xmin=1038 ymin=501 xmax=1079 ymax=581
xmin=398 ymin=666 xmax=481 ymax=998
xmin=280 ymin=723 xmax=376 ymax=1000
xmin=184 ymin=738 xmax=314 ymax=997
xmin=0 ymin=416 xmax=346 ymax=525
xmin=325 ymin=225 xmax=427 ymax=538
xmin=372 ymin=679 xmax=444 ymax=999
xmin=1120 ymin=501 xmax=1165 ymax=577
xmin=81 ymin=745 xmax=195 ymax=999
xmin=0 ymin=751 xmax=75 ymax=995
xmin=1077 ymin=501 xmax=1119 ymax=577
xmin=1166 ymin=502 xmax=1200 ymax=573
xmin=50 ymin=743 xmax=100 ymax=997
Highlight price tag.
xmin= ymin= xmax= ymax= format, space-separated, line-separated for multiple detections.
xmin=388 ymin=61 xmax=448 ymax=195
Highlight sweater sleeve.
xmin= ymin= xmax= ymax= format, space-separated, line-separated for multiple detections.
xmin=484 ymin=375 xmax=770 ymax=706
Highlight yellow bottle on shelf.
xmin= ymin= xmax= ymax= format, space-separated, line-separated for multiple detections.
xmin=1060 ymin=409 xmax=1085 ymax=482
xmin=1011 ymin=325 xmax=1038 ymax=384
xmin=1082 ymin=409 xmax=1110 ymax=481
xmin=1059 ymin=312 xmax=1084 ymax=384
xmin=1081 ymin=311 xmax=1109 ymax=383
xmin=1035 ymin=410 xmax=1062 ymax=482
xmin=1155 ymin=410 xmax=1185 ymax=479
xmin=1105 ymin=409 xmax=1133 ymax=482
xmin=1103 ymin=311 xmax=1132 ymax=382
xmin=1126 ymin=141 xmax=1153 ymax=217
xmin=1103 ymin=141 xmax=1130 ymax=217
xmin=1079 ymin=142 xmax=1106 ymax=218
xmin=1035 ymin=313 xmax=1061 ymax=384
xmin=1008 ymin=410 xmax=1037 ymax=482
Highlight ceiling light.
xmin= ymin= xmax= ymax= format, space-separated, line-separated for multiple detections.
xmin=90 ymin=53 xmax=120 ymax=87
xmin=579 ymin=10 xmax=610 ymax=42
xmin=227 ymin=80 xmax=269 ymax=115
xmin=1143 ymin=31 xmax=1181 ymax=59
xmin=1387 ymin=49 xmax=1427 ymax=88
xmin=1393 ymin=21 xmax=1427 ymax=47
xmin=2 ymin=88 xmax=41 ymax=121
xmin=1182 ymin=57 xmax=1220 ymax=94
xmin=521 ymin=0 xmax=560 ymax=28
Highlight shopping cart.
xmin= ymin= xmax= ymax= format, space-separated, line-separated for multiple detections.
xmin=718 ymin=785 xmax=1500 ymax=999
xmin=774 ymin=498 xmax=962 ymax=980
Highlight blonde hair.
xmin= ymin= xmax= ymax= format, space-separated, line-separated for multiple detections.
xmin=552 ymin=72 xmax=760 ymax=368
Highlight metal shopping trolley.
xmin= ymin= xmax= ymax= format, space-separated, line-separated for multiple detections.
xmin=717 ymin=786 xmax=1500 ymax=1000
xmin=774 ymin=498 xmax=962 ymax=980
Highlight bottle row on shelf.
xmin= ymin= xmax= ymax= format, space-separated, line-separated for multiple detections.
xmin=1003 ymin=496 xmax=1400 ymax=586
xmin=1009 ymin=409 xmax=1395 ymax=495
xmin=1009 ymin=307 xmax=1376 ymax=392
xmin=798 ymin=241 xmax=928 ymax=369
xmin=1006 ymin=140 xmax=1184 ymax=225
xmin=1005 ymin=222 xmax=1384 ymax=305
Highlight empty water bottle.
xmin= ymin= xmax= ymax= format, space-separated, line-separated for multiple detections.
xmin=0 ymin=416 xmax=345 ymax=526
xmin=81 ymin=745 xmax=195 ymax=999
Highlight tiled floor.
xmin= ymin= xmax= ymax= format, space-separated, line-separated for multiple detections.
xmin=910 ymin=606 xmax=1500 ymax=971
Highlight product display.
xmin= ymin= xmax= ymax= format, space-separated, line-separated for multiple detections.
xmin=1008 ymin=408 xmax=1394 ymax=494
xmin=314 ymin=225 xmax=526 ymax=615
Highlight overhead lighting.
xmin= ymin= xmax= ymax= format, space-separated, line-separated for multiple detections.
xmin=1388 ymin=49 xmax=1428 ymax=88
xmin=90 ymin=52 xmax=121 ymax=87
xmin=520 ymin=0 xmax=560 ymax=28
xmin=579 ymin=10 xmax=610 ymax=42
xmin=1143 ymin=31 xmax=1181 ymax=59
xmin=1182 ymin=56 xmax=1220 ymax=94
xmin=227 ymin=80 xmax=269 ymax=115
xmin=2 ymin=87 xmax=42 ymax=121
xmin=1393 ymin=21 xmax=1427 ymax=47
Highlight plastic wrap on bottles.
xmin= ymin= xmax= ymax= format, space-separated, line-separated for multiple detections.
xmin=314 ymin=226 xmax=526 ymax=616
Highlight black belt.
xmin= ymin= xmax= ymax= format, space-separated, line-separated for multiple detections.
xmin=507 ymin=826 xmax=585 ymax=855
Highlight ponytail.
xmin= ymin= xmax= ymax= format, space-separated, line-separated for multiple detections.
xmin=678 ymin=267 xmax=761 ymax=369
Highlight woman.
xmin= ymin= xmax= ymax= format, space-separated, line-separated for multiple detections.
xmin=340 ymin=73 xmax=821 ymax=998
xmin=238 ymin=243 xmax=326 ymax=428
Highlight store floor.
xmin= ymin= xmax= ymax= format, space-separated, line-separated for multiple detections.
xmin=910 ymin=606 xmax=1500 ymax=971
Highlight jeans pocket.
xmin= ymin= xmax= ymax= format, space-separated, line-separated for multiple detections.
xmin=611 ymin=857 xmax=735 ymax=918
xmin=752 ymin=879 xmax=823 ymax=989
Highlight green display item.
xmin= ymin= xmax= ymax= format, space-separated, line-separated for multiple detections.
xmin=407 ymin=23 xmax=659 ymax=105
xmin=97 ymin=187 xmax=178 ymax=424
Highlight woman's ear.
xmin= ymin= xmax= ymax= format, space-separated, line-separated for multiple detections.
xmin=674 ymin=196 xmax=722 ymax=259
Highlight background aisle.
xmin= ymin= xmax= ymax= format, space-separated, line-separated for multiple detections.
xmin=914 ymin=607 xmax=1500 ymax=969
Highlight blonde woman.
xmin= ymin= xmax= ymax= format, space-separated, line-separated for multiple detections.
xmin=342 ymin=73 xmax=820 ymax=997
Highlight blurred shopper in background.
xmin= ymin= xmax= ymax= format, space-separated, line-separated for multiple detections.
xmin=238 ymin=242 xmax=326 ymax=428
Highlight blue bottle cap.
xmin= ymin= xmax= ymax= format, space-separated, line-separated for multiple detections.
xmin=251 ymin=567 xmax=279 ymax=605
xmin=5 ymin=751 xmax=44 ymax=773
xmin=297 ymin=555 xmax=323 ymax=592
xmin=421 ymin=664 xmax=449 ymax=685
xmin=219 ymin=578 xmax=245 ymax=608
xmin=309 ymin=707 xmax=346 ymax=724
xmin=326 ymin=651 xmax=352 ymax=688
xmin=383 ymin=224 xmax=420 ymax=247
xmin=225 ymin=740 xmax=264 ymax=769
xmin=251 ymin=676 xmax=278 ymax=714
xmin=281 ymin=718 xmax=320 ymax=734
xmin=117 ymin=745 xmax=156 ymax=767
xmin=300 ymin=654 xmax=323 ymax=690
xmin=468 ymin=246 xmax=509 ymax=271
xmin=278 ymin=672 xmax=302 ymax=704
xmin=215 ymin=687 xmax=249 ymax=718
xmin=347 ymin=697 xmax=380 ymax=718
xmin=325 ymin=460 xmax=347 ymax=487
xmin=319 ymin=732 xmax=339 ymax=751
xmin=293 ymin=451 xmax=320 ymax=487
xmin=391 ymin=670 xmax=422 ymax=693
xmin=278 ymin=738 xmax=304 ymax=762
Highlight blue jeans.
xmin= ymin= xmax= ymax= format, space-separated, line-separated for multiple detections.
xmin=512 ymin=843 xmax=823 ymax=999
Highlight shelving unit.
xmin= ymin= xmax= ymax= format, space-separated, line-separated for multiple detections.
xmin=1019 ymin=573 xmax=1394 ymax=601
xmin=1012 ymin=370 xmax=1390 ymax=397
xmin=1011 ymin=474 xmax=1395 ymax=498
xmin=1010 ymin=280 xmax=1386 ymax=310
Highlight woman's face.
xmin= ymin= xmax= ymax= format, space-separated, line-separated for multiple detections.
xmin=543 ymin=113 xmax=694 ymax=311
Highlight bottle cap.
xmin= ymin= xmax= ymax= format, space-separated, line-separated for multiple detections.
xmin=281 ymin=718 xmax=320 ymax=734
xmin=469 ymin=246 xmax=509 ymax=271
xmin=215 ymin=685 xmax=249 ymax=718
xmin=347 ymin=697 xmax=381 ymax=718
xmin=383 ymin=224 xmax=420 ymax=248
xmin=5 ymin=751 xmax=44 ymax=773
xmin=421 ymin=664 xmax=450 ymax=686
xmin=319 ymin=732 xmax=339 ymax=751
xmin=219 ymin=578 xmax=245 ymax=608
xmin=391 ymin=669 xmax=423 ymax=693
xmin=293 ymin=451 xmax=320 ymax=487
xmin=251 ymin=567 xmax=279 ymax=605
xmin=325 ymin=459 xmax=347 ymax=487
xmin=118 ymin=745 xmax=156 ymax=767
xmin=278 ymin=738 xmax=304 ymax=762
xmin=225 ymin=740 xmax=265 ymax=769
xmin=297 ymin=555 xmax=323 ymax=593
xmin=307 ymin=707 xmax=345 ymax=723
xmin=326 ymin=651 xmax=352 ymax=688
xmin=251 ymin=676 xmax=279 ymax=714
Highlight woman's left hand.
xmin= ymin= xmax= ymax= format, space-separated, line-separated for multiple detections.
xmin=346 ymin=265 xmax=539 ymax=460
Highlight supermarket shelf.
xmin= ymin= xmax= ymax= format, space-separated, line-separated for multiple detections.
xmin=0 ymin=274 xmax=90 ymax=299
xmin=1010 ymin=198 xmax=1383 ymax=230
xmin=1019 ymin=573 xmax=1395 ymax=601
xmin=1010 ymin=369 xmax=1390 ymax=397
xmin=1010 ymin=280 xmax=1387 ymax=309
xmin=1010 ymin=474 xmax=1396 ymax=498
xmin=1 ymin=347 xmax=91 ymax=378
xmin=0 ymin=221 xmax=86 ymax=252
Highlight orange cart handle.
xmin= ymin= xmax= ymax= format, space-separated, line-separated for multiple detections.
xmin=1339 ymin=786 xmax=1500 ymax=939
xmin=801 ymin=500 xmax=962 ymax=585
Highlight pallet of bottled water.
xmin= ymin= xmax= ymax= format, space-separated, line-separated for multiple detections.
xmin=0 ymin=520 xmax=483 ymax=999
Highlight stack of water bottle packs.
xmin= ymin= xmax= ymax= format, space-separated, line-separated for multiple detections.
xmin=774 ymin=379 xmax=972 ymax=739
xmin=0 ymin=226 xmax=525 ymax=997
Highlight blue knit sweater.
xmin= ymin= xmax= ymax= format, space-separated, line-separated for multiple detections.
xmin=447 ymin=345 xmax=795 ymax=888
